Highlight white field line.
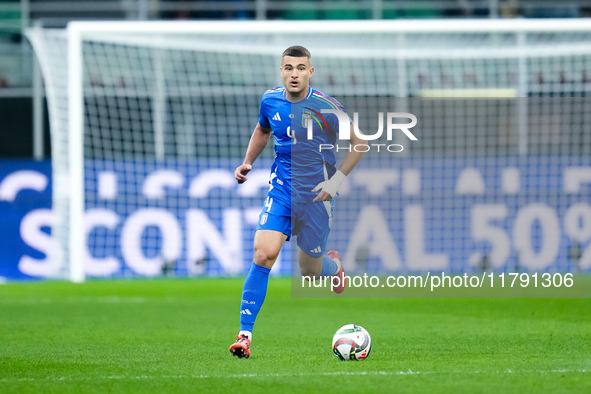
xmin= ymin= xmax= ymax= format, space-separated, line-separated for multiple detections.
xmin=0 ymin=369 xmax=588 ymax=383
xmin=0 ymin=296 xmax=149 ymax=304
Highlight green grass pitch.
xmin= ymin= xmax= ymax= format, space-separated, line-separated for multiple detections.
xmin=0 ymin=278 xmax=589 ymax=393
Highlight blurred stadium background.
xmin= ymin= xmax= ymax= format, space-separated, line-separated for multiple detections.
xmin=1 ymin=1 xmax=591 ymax=283
xmin=3 ymin=0 xmax=591 ymax=157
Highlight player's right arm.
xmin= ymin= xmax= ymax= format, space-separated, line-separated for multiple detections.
xmin=234 ymin=122 xmax=272 ymax=184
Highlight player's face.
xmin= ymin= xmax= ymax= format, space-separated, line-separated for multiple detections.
xmin=280 ymin=56 xmax=314 ymax=100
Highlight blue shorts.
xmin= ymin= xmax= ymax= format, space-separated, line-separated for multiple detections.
xmin=256 ymin=191 xmax=334 ymax=258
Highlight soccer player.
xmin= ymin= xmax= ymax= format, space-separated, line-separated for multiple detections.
xmin=229 ymin=46 xmax=366 ymax=358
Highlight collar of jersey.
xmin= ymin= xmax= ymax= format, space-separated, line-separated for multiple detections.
xmin=283 ymin=86 xmax=313 ymax=101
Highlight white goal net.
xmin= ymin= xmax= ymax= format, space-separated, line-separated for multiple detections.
xmin=26 ymin=20 xmax=591 ymax=282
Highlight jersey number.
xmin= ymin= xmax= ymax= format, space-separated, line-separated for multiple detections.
xmin=287 ymin=126 xmax=297 ymax=144
xmin=265 ymin=196 xmax=274 ymax=212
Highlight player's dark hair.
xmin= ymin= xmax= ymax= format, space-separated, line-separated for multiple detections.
xmin=282 ymin=46 xmax=311 ymax=59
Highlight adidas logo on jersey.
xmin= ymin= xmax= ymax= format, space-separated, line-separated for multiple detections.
xmin=240 ymin=309 xmax=252 ymax=315
xmin=310 ymin=246 xmax=322 ymax=254
xmin=273 ymin=112 xmax=281 ymax=121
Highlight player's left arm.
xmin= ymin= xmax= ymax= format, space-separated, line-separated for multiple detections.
xmin=312 ymin=124 xmax=367 ymax=202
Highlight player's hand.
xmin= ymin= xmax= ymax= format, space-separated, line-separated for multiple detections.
xmin=312 ymin=186 xmax=332 ymax=202
xmin=312 ymin=170 xmax=346 ymax=202
xmin=235 ymin=164 xmax=252 ymax=184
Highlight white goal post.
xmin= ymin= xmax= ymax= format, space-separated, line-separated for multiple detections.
xmin=27 ymin=19 xmax=591 ymax=282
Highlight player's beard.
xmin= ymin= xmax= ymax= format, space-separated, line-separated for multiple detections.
xmin=286 ymin=82 xmax=307 ymax=99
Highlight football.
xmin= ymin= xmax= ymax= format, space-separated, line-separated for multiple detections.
xmin=332 ymin=324 xmax=372 ymax=361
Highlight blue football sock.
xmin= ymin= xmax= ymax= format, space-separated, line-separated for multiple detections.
xmin=319 ymin=254 xmax=339 ymax=278
xmin=239 ymin=263 xmax=271 ymax=333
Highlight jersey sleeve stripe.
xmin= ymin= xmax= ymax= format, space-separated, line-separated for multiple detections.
xmin=312 ymin=92 xmax=344 ymax=111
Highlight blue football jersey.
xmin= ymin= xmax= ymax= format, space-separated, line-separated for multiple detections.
xmin=258 ymin=86 xmax=350 ymax=203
